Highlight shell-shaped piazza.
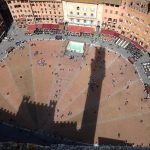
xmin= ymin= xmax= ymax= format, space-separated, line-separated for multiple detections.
xmin=0 ymin=40 xmax=150 ymax=146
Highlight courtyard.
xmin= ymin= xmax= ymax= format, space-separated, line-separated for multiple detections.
xmin=0 ymin=40 xmax=149 ymax=146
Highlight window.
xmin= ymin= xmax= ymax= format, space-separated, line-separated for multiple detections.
xmin=77 ymin=19 xmax=80 ymax=22
xmin=91 ymin=13 xmax=93 ymax=16
xmin=14 ymin=5 xmax=21 ymax=8
xmin=77 ymin=6 xmax=80 ymax=10
xmin=84 ymin=20 xmax=86 ymax=23
xmin=115 ymin=11 xmax=118 ymax=14
xmin=108 ymin=18 xmax=112 ymax=22
xmin=110 ymin=10 xmax=113 ymax=14
xmin=135 ymin=17 xmax=139 ymax=21
xmin=144 ymin=30 xmax=148 ymax=34
xmin=113 ymin=19 xmax=117 ymax=23
xmin=119 ymin=19 xmax=123 ymax=22
xmin=90 ymin=8 xmax=94 ymax=11
xmin=105 ymin=9 xmax=107 ymax=13
xmin=84 ymin=13 xmax=86 ymax=16
xmin=70 ymin=11 xmax=73 ymax=15
xmin=77 ymin=12 xmax=79 ymax=15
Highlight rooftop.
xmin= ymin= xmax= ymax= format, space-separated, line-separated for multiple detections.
xmin=64 ymin=0 xmax=122 ymax=5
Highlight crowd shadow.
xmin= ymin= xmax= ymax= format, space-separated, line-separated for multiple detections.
xmin=0 ymin=47 xmax=132 ymax=146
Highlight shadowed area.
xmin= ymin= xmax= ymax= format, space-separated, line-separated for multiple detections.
xmin=0 ymin=47 xmax=105 ymax=145
xmin=0 ymin=0 xmax=13 ymax=31
xmin=98 ymin=137 xmax=133 ymax=146
xmin=79 ymin=47 xmax=105 ymax=143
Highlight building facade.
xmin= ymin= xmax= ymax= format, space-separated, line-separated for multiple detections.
xmin=6 ymin=0 xmax=34 ymax=27
xmin=5 ymin=0 xmax=150 ymax=51
xmin=120 ymin=0 xmax=150 ymax=50
xmin=101 ymin=0 xmax=125 ymax=31
xmin=5 ymin=0 xmax=64 ymax=27
xmin=62 ymin=0 xmax=122 ymax=28
xmin=62 ymin=0 xmax=103 ymax=27
xmin=30 ymin=0 xmax=64 ymax=24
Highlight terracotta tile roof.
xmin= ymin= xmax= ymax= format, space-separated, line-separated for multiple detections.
xmin=100 ymin=29 xmax=120 ymax=36
xmin=42 ymin=24 xmax=59 ymax=29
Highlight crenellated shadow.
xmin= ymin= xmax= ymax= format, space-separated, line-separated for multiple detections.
xmin=0 ymin=46 xmax=131 ymax=146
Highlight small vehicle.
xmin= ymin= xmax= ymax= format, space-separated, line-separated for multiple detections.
xmin=6 ymin=46 xmax=15 ymax=54
xmin=55 ymin=35 xmax=62 ymax=40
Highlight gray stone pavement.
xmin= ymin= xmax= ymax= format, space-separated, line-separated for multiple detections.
xmin=0 ymin=24 xmax=150 ymax=87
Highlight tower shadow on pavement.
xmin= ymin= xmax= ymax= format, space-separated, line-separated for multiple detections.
xmin=0 ymin=46 xmax=131 ymax=146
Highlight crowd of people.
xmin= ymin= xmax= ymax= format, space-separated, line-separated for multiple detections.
xmin=125 ymin=43 xmax=143 ymax=60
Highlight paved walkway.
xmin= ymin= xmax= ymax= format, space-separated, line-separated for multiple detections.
xmin=0 ymin=23 xmax=150 ymax=87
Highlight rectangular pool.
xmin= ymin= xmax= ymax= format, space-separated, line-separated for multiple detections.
xmin=67 ymin=41 xmax=84 ymax=54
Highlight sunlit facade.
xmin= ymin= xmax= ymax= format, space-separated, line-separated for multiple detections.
xmin=5 ymin=0 xmax=64 ymax=27
xmin=5 ymin=0 xmax=150 ymax=51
